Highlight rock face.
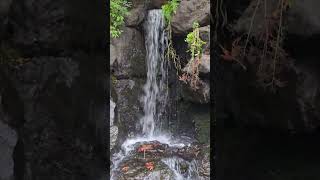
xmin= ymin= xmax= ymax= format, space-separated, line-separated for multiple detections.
xmin=218 ymin=0 xmax=320 ymax=132
xmin=0 ymin=107 xmax=17 ymax=180
xmin=234 ymin=0 xmax=320 ymax=38
xmin=1 ymin=58 xmax=106 ymax=179
xmin=0 ymin=0 xmax=106 ymax=179
xmin=111 ymin=23 xmax=147 ymax=145
xmin=113 ymin=79 xmax=145 ymax=141
xmin=287 ymin=0 xmax=320 ymax=37
xmin=9 ymin=0 xmax=65 ymax=53
xmin=171 ymin=0 xmax=210 ymax=34
xmin=124 ymin=0 xmax=167 ymax=27
xmin=111 ymin=27 xmax=146 ymax=78
xmin=110 ymin=99 xmax=118 ymax=150
xmin=0 ymin=0 xmax=12 ymax=16
xmin=0 ymin=0 xmax=12 ymax=38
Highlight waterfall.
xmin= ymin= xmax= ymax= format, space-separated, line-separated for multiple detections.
xmin=110 ymin=10 xmax=201 ymax=180
xmin=141 ymin=9 xmax=167 ymax=137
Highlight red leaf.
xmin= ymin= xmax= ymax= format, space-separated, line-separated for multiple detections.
xmin=145 ymin=162 xmax=154 ymax=171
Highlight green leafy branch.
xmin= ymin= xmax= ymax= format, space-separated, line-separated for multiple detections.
xmin=162 ymin=0 xmax=180 ymax=25
xmin=110 ymin=0 xmax=131 ymax=38
xmin=185 ymin=22 xmax=206 ymax=63
xmin=162 ymin=0 xmax=181 ymax=73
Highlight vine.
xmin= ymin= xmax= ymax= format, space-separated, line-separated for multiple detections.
xmin=220 ymin=0 xmax=294 ymax=91
xmin=110 ymin=0 xmax=131 ymax=38
xmin=162 ymin=0 xmax=181 ymax=74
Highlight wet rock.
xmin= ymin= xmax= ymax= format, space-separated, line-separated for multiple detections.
xmin=181 ymin=80 xmax=210 ymax=104
xmin=150 ymin=0 xmax=167 ymax=9
xmin=110 ymin=126 xmax=119 ymax=151
xmin=124 ymin=0 xmax=166 ymax=27
xmin=113 ymin=78 xmax=144 ymax=141
xmin=0 ymin=114 xmax=17 ymax=180
xmin=110 ymin=99 xmax=118 ymax=150
xmin=171 ymin=0 xmax=210 ymax=34
xmin=124 ymin=0 xmax=148 ymax=27
xmin=111 ymin=27 xmax=146 ymax=78
xmin=114 ymin=141 xmax=206 ymax=179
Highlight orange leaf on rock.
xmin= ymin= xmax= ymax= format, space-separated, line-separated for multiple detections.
xmin=145 ymin=162 xmax=154 ymax=171
xmin=137 ymin=144 xmax=153 ymax=152
xmin=121 ymin=166 xmax=129 ymax=172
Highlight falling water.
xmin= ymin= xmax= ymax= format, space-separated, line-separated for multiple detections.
xmin=141 ymin=9 xmax=167 ymax=137
xmin=111 ymin=10 xmax=201 ymax=180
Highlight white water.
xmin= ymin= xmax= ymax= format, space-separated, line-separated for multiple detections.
xmin=140 ymin=9 xmax=167 ymax=137
xmin=110 ymin=10 xmax=200 ymax=180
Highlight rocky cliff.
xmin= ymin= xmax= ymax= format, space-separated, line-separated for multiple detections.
xmin=0 ymin=0 xmax=106 ymax=179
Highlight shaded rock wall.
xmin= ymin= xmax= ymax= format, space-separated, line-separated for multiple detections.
xmin=0 ymin=0 xmax=106 ymax=179
xmin=216 ymin=0 xmax=320 ymax=132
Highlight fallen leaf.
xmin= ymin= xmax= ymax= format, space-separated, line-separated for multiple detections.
xmin=121 ymin=166 xmax=129 ymax=172
xmin=145 ymin=162 xmax=154 ymax=171
xmin=138 ymin=144 xmax=154 ymax=153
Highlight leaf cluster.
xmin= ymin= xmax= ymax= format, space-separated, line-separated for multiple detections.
xmin=161 ymin=0 xmax=180 ymax=24
xmin=110 ymin=0 xmax=131 ymax=38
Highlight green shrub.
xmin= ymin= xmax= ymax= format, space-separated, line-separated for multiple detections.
xmin=110 ymin=0 xmax=131 ymax=38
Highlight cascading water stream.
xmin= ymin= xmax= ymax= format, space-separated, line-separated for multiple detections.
xmin=140 ymin=9 xmax=167 ymax=137
xmin=111 ymin=10 xmax=200 ymax=180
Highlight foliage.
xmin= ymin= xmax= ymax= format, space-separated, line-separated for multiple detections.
xmin=161 ymin=0 xmax=180 ymax=24
xmin=110 ymin=0 xmax=131 ymax=38
xmin=185 ymin=22 xmax=206 ymax=62
xmin=162 ymin=0 xmax=181 ymax=74
xmin=180 ymin=22 xmax=206 ymax=89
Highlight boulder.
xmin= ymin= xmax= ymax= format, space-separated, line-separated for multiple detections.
xmin=171 ymin=0 xmax=210 ymax=34
xmin=124 ymin=0 xmax=148 ymax=27
xmin=181 ymin=80 xmax=210 ymax=104
xmin=124 ymin=0 xmax=166 ymax=27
